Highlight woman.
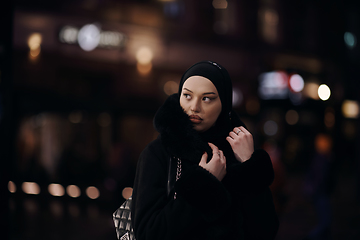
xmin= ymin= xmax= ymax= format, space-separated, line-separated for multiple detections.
xmin=131 ymin=61 xmax=279 ymax=240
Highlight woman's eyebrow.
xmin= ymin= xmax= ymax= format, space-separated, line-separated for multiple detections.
xmin=203 ymin=92 xmax=216 ymax=95
xmin=183 ymin=88 xmax=193 ymax=93
xmin=183 ymin=88 xmax=217 ymax=95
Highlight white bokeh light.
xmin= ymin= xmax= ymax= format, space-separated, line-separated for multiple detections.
xmin=77 ymin=24 xmax=101 ymax=51
xmin=289 ymin=74 xmax=304 ymax=92
xmin=318 ymin=84 xmax=331 ymax=101
xmin=136 ymin=46 xmax=153 ymax=65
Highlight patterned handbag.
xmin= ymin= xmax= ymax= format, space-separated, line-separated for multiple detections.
xmin=113 ymin=196 xmax=135 ymax=240
xmin=113 ymin=157 xmax=181 ymax=240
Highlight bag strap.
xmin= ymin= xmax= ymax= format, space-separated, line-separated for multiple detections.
xmin=166 ymin=157 xmax=173 ymax=196
xmin=166 ymin=157 xmax=182 ymax=198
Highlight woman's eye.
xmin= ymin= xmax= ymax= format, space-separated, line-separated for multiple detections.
xmin=183 ymin=94 xmax=191 ymax=99
xmin=203 ymin=97 xmax=211 ymax=102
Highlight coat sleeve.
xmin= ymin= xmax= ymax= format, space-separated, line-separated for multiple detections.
xmin=131 ymin=140 xmax=231 ymax=240
xmin=222 ymin=149 xmax=275 ymax=196
xmin=237 ymin=188 xmax=279 ymax=240
xmin=222 ymin=149 xmax=279 ymax=239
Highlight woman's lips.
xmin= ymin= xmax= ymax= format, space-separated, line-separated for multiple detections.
xmin=189 ymin=115 xmax=203 ymax=124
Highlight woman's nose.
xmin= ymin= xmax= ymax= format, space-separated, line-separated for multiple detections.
xmin=190 ymin=100 xmax=201 ymax=112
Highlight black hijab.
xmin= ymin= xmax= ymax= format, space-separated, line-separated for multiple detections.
xmin=177 ymin=61 xmax=244 ymax=163
xmin=178 ymin=61 xmax=235 ymax=140
xmin=178 ymin=61 xmax=233 ymax=123
xmin=154 ymin=61 xmax=244 ymax=164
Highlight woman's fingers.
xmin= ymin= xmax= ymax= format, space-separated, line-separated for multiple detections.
xmin=199 ymin=152 xmax=208 ymax=167
xmin=228 ymin=131 xmax=237 ymax=140
xmin=208 ymin=142 xmax=222 ymax=161
xmin=219 ymin=150 xmax=226 ymax=164
xmin=239 ymin=126 xmax=250 ymax=134
xmin=226 ymin=126 xmax=254 ymax=163
xmin=197 ymin=143 xmax=226 ymax=181
xmin=208 ymin=143 xmax=224 ymax=162
xmin=208 ymin=142 xmax=219 ymax=154
xmin=230 ymin=126 xmax=249 ymax=137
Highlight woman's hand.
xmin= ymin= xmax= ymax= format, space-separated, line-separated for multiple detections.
xmin=199 ymin=143 xmax=227 ymax=181
xmin=226 ymin=126 xmax=254 ymax=163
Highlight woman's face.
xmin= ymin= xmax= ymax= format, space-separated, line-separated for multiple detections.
xmin=180 ymin=76 xmax=222 ymax=132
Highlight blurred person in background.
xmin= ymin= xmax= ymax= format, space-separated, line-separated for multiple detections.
xmin=131 ymin=61 xmax=279 ymax=240
xmin=264 ymin=140 xmax=288 ymax=216
xmin=303 ymin=133 xmax=335 ymax=240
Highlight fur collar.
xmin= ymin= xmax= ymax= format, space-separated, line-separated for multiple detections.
xmin=154 ymin=94 xmax=244 ymax=164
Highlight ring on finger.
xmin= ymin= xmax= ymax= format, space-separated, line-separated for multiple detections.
xmin=217 ymin=152 xmax=221 ymax=156
xmin=236 ymin=129 xmax=241 ymax=134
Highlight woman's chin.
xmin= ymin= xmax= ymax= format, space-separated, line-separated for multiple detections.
xmin=193 ymin=124 xmax=210 ymax=132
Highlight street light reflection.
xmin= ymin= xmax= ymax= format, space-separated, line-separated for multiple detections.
xmin=8 ymin=181 xmax=16 ymax=193
xmin=86 ymin=186 xmax=100 ymax=199
xmin=48 ymin=183 xmax=65 ymax=197
xmin=122 ymin=187 xmax=133 ymax=200
xmin=66 ymin=185 xmax=81 ymax=198
xmin=22 ymin=182 xmax=40 ymax=195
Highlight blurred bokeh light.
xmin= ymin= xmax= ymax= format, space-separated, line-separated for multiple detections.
xmin=318 ymin=84 xmax=331 ymax=101
xmin=86 ymin=186 xmax=100 ymax=200
xmin=285 ymin=110 xmax=299 ymax=125
xmin=163 ymin=80 xmax=178 ymax=96
xmin=264 ymin=120 xmax=278 ymax=136
xmin=289 ymin=74 xmax=304 ymax=93
xmin=48 ymin=183 xmax=65 ymax=197
xmin=212 ymin=0 xmax=228 ymax=10
xmin=232 ymin=88 xmax=243 ymax=107
xmin=122 ymin=187 xmax=133 ymax=200
xmin=66 ymin=185 xmax=81 ymax=198
xmin=8 ymin=181 xmax=17 ymax=193
xmin=342 ymin=100 xmax=359 ymax=119
xmin=344 ymin=32 xmax=357 ymax=49
xmin=22 ymin=182 xmax=40 ymax=195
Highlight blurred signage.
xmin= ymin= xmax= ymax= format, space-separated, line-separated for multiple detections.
xmin=258 ymin=71 xmax=289 ymax=99
xmin=59 ymin=24 xmax=127 ymax=51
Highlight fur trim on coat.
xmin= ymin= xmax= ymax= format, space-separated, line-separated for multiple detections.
xmin=153 ymin=93 xmax=209 ymax=163
xmin=153 ymin=93 xmax=274 ymax=195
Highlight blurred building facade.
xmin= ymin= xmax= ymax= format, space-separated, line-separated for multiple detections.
xmin=1 ymin=0 xmax=360 ymax=240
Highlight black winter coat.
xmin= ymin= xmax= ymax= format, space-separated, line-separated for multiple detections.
xmin=131 ymin=94 xmax=279 ymax=240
